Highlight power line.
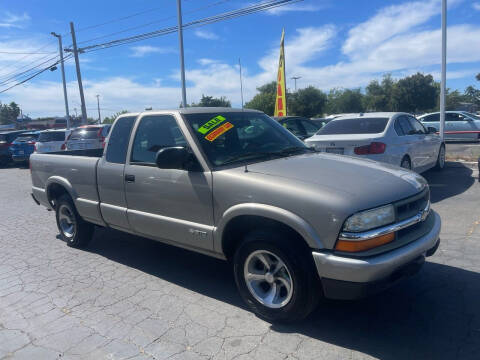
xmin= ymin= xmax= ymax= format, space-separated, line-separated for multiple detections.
xmin=0 ymin=51 xmax=56 ymax=54
xmin=0 ymin=54 xmax=73 ymax=94
xmin=76 ymin=0 xmax=301 ymax=53
xmin=0 ymin=54 xmax=61 ymax=86
xmin=76 ymin=0 xmax=232 ymax=46
xmin=0 ymin=41 xmax=57 ymax=77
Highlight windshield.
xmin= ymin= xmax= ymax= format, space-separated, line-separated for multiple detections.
xmin=463 ymin=112 xmax=480 ymax=120
xmin=69 ymin=128 xmax=101 ymax=140
xmin=183 ymin=112 xmax=309 ymax=167
xmin=39 ymin=132 xmax=65 ymax=142
xmin=317 ymin=117 xmax=389 ymax=135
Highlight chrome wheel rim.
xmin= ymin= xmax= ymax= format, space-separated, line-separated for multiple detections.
xmin=244 ymin=250 xmax=293 ymax=309
xmin=58 ymin=204 xmax=76 ymax=239
xmin=439 ymin=146 xmax=445 ymax=168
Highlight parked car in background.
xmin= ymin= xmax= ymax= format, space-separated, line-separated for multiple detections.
xmin=0 ymin=130 xmax=28 ymax=166
xmin=36 ymin=129 xmax=72 ymax=153
xmin=305 ymin=112 xmax=445 ymax=173
xmin=310 ymin=118 xmax=331 ymax=129
xmin=9 ymin=131 xmax=40 ymax=163
xmin=66 ymin=124 xmax=111 ymax=151
xmin=418 ymin=111 xmax=480 ymax=141
xmin=274 ymin=116 xmax=320 ymax=140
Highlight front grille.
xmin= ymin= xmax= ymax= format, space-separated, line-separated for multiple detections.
xmin=394 ymin=187 xmax=429 ymax=222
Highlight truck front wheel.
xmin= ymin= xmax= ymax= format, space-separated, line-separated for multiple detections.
xmin=233 ymin=229 xmax=320 ymax=322
xmin=55 ymin=194 xmax=94 ymax=248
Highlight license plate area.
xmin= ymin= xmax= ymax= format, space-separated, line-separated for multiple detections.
xmin=326 ymin=147 xmax=344 ymax=154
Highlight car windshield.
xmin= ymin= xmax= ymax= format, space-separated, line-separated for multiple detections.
xmin=183 ymin=112 xmax=310 ymax=167
xmin=38 ymin=132 xmax=65 ymax=142
xmin=463 ymin=112 xmax=480 ymax=120
xmin=317 ymin=117 xmax=389 ymax=135
xmin=69 ymin=128 xmax=101 ymax=140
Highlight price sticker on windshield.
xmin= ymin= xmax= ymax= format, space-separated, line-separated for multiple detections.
xmin=205 ymin=122 xmax=234 ymax=142
xmin=198 ymin=115 xmax=226 ymax=135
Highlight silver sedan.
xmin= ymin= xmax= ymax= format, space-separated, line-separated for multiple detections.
xmin=305 ymin=112 xmax=445 ymax=173
xmin=418 ymin=111 xmax=480 ymax=142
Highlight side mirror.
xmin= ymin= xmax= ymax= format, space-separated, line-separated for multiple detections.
xmin=428 ymin=127 xmax=438 ymax=134
xmin=155 ymin=146 xmax=193 ymax=170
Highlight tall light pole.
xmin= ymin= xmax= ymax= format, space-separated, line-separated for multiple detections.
xmin=176 ymin=0 xmax=187 ymax=108
xmin=439 ymin=0 xmax=447 ymax=141
xmin=96 ymin=95 xmax=101 ymax=124
xmin=291 ymin=76 xmax=301 ymax=91
xmin=51 ymin=32 xmax=70 ymax=129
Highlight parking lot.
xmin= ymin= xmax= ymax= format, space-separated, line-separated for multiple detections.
xmin=0 ymin=161 xmax=478 ymax=359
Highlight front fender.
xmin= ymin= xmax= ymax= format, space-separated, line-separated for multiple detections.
xmin=213 ymin=203 xmax=325 ymax=254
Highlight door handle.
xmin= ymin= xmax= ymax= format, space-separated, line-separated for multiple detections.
xmin=125 ymin=174 xmax=135 ymax=183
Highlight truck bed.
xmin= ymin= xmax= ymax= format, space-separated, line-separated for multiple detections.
xmin=47 ymin=149 xmax=104 ymax=157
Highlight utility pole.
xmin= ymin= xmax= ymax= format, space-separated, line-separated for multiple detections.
xmin=96 ymin=95 xmax=101 ymax=124
xmin=176 ymin=0 xmax=187 ymax=108
xmin=51 ymin=32 xmax=70 ymax=129
xmin=291 ymin=76 xmax=301 ymax=91
xmin=69 ymin=22 xmax=87 ymax=125
xmin=238 ymin=58 xmax=244 ymax=109
xmin=439 ymin=0 xmax=447 ymax=141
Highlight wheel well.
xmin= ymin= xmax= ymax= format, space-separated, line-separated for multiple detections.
xmin=401 ymin=154 xmax=411 ymax=164
xmin=47 ymin=183 xmax=71 ymax=208
xmin=222 ymin=215 xmax=309 ymax=260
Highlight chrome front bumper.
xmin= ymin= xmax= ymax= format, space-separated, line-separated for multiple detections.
xmin=312 ymin=210 xmax=441 ymax=284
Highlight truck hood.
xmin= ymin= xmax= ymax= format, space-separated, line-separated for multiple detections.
xmin=245 ymin=152 xmax=427 ymax=204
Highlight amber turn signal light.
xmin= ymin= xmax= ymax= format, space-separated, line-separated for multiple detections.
xmin=335 ymin=232 xmax=395 ymax=253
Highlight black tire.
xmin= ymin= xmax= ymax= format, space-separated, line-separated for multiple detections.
xmin=233 ymin=229 xmax=320 ymax=322
xmin=400 ymin=156 xmax=411 ymax=170
xmin=55 ymin=194 xmax=94 ymax=248
xmin=434 ymin=144 xmax=446 ymax=171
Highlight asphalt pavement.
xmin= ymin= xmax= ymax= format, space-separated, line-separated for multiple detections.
xmin=0 ymin=163 xmax=479 ymax=360
xmin=446 ymin=142 xmax=480 ymax=162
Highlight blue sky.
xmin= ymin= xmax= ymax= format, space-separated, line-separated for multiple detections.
xmin=0 ymin=0 xmax=479 ymax=118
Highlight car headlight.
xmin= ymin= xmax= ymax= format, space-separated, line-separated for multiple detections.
xmin=343 ymin=204 xmax=395 ymax=233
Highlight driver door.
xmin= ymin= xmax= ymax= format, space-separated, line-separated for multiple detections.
xmin=124 ymin=114 xmax=214 ymax=251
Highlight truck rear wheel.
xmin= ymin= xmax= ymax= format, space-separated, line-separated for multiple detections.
xmin=55 ymin=194 xmax=94 ymax=248
xmin=233 ymin=229 xmax=320 ymax=322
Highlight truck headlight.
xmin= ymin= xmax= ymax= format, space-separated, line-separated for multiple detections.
xmin=343 ymin=204 xmax=395 ymax=233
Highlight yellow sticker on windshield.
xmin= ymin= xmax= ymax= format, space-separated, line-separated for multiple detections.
xmin=205 ymin=122 xmax=234 ymax=141
xmin=198 ymin=115 xmax=226 ymax=135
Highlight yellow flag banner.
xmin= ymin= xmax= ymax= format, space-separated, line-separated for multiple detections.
xmin=274 ymin=29 xmax=287 ymax=117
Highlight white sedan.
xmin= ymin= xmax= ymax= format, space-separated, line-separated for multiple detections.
xmin=305 ymin=112 xmax=445 ymax=173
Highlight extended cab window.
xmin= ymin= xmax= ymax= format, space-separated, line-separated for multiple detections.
xmin=105 ymin=116 xmax=135 ymax=164
xmin=131 ymin=115 xmax=187 ymax=164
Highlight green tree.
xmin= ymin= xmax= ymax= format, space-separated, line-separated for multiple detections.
xmin=391 ymin=73 xmax=438 ymax=113
xmin=464 ymin=86 xmax=480 ymax=106
xmin=325 ymin=88 xmax=365 ymax=114
xmin=288 ymin=86 xmax=327 ymax=117
xmin=476 ymin=73 xmax=480 ymax=82
xmin=191 ymin=95 xmax=231 ymax=107
xmin=364 ymin=74 xmax=395 ymax=111
xmin=245 ymin=82 xmax=277 ymax=115
xmin=102 ymin=110 xmax=129 ymax=124
xmin=0 ymin=102 xmax=20 ymax=125
xmin=445 ymin=89 xmax=466 ymax=110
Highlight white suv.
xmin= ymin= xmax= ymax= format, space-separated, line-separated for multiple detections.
xmin=36 ymin=129 xmax=71 ymax=153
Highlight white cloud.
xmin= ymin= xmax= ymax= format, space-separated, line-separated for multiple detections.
xmin=194 ymin=29 xmax=219 ymax=40
xmin=129 ymin=45 xmax=174 ymax=57
xmin=267 ymin=3 xmax=323 ymax=15
xmin=0 ymin=11 xmax=30 ymax=28
xmin=473 ymin=2 xmax=480 ymax=10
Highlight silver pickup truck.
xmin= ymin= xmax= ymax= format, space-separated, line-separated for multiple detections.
xmin=30 ymin=108 xmax=441 ymax=322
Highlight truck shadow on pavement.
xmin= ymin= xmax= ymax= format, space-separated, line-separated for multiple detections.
xmin=423 ymin=162 xmax=476 ymax=203
xmin=84 ymin=227 xmax=480 ymax=360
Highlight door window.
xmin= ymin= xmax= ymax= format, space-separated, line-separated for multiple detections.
xmin=408 ymin=117 xmax=427 ymax=134
xmin=105 ymin=116 xmax=136 ymax=164
xmin=131 ymin=115 xmax=187 ymax=164
xmin=446 ymin=113 xmax=465 ymax=122
xmin=421 ymin=113 xmax=440 ymax=122
xmin=300 ymin=120 xmax=319 ymax=137
xmin=396 ymin=116 xmax=414 ymax=136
